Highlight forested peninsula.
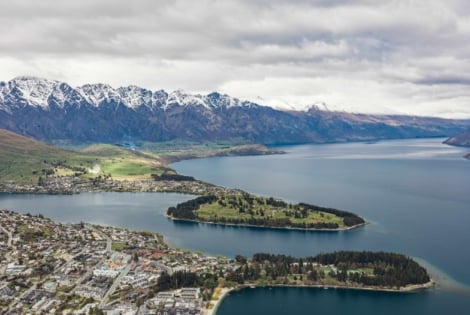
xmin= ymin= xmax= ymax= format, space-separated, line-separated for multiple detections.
xmin=225 ymin=251 xmax=433 ymax=291
xmin=167 ymin=194 xmax=366 ymax=230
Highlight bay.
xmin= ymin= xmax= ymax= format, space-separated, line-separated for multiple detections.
xmin=216 ymin=287 xmax=469 ymax=315
xmin=1 ymin=138 xmax=470 ymax=314
xmin=171 ymin=138 xmax=470 ymax=314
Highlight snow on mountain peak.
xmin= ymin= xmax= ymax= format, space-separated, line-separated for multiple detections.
xmin=164 ymin=90 xmax=208 ymax=110
xmin=117 ymin=85 xmax=153 ymax=108
xmin=0 ymin=76 xmax=261 ymax=112
xmin=7 ymin=76 xmax=60 ymax=108
xmin=78 ymin=83 xmax=121 ymax=107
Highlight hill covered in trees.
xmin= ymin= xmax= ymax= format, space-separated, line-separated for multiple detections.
xmin=167 ymin=194 xmax=365 ymax=230
xmin=226 ymin=251 xmax=432 ymax=290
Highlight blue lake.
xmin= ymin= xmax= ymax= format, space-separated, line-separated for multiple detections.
xmin=1 ymin=138 xmax=470 ymax=313
xmin=172 ymin=138 xmax=470 ymax=314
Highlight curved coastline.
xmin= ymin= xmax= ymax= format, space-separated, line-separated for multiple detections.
xmin=206 ymin=281 xmax=435 ymax=315
xmin=165 ymin=213 xmax=367 ymax=232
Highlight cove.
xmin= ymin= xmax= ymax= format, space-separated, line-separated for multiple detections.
xmin=2 ymin=138 xmax=470 ymax=314
xmin=171 ymin=138 xmax=470 ymax=314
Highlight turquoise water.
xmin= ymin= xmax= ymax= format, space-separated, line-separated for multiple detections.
xmin=1 ymin=138 xmax=470 ymax=313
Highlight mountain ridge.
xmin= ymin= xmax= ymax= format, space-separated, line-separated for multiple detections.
xmin=1 ymin=76 xmax=470 ymax=144
xmin=0 ymin=76 xmax=258 ymax=112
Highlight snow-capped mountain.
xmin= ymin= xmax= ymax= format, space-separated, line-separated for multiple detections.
xmin=0 ymin=76 xmax=257 ymax=112
xmin=1 ymin=76 xmax=469 ymax=144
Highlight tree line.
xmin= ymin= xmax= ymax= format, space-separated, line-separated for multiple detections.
xmin=151 ymin=172 xmax=195 ymax=182
xmin=226 ymin=251 xmax=430 ymax=288
xmin=156 ymin=270 xmax=218 ymax=301
xmin=167 ymin=195 xmax=217 ymax=220
xmin=297 ymin=203 xmax=365 ymax=227
xmin=167 ymin=194 xmax=365 ymax=229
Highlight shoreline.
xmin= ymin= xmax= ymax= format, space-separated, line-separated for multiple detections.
xmin=161 ymin=144 xmax=286 ymax=165
xmin=205 ymin=288 xmax=231 ymax=315
xmin=166 ymin=214 xmax=367 ymax=232
xmin=204 ymin=280 xmax=435 ymax=315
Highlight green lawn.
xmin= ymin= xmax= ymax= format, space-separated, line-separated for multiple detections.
xmin=0 ymin=130 xmax=279 ymax=184
xmin=196 ymin=195 xmax=345 ymax=228
xmin=0 ymin=132 xmax=167 ymax=183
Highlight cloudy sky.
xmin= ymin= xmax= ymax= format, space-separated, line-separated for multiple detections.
xmin=1 ymin=0 xmax=470 ymax=118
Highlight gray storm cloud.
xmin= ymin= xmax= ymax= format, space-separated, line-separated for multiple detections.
xmin=1 ymin=0 xmax=470 ymax=118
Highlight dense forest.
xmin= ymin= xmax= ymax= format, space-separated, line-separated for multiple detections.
xmin=297 ymin=203 xmax=364 ymax=227
xmin=151 ymin=172 xmax=195 ymax=181
xmin=225 ymin=251 xmax=430 ymax=289
xmin=167 ymin=195 xmax=217 ymax=220
xmin=166 ymin=194 xmax=365 ymax=229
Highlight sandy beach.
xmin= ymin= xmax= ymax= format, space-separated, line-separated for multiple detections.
xmin=204 ymin=287 xmax=233 ymax=315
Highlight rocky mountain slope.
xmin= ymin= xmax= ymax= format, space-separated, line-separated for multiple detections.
xmin=1 ymin=76 xmax=469 ymax=144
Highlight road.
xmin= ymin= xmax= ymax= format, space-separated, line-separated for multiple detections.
xmin=155 ymin=261 xmax=172 ymax=274
xmin=83 ymin=225 xmax=135 ymax=308
xmin=0 ymin=225 xmax=13 ymax=247
xmin=99 ymin=262 xmax=133 ymax=308
xmin=85 ymin=224 xmax=112 ymax=254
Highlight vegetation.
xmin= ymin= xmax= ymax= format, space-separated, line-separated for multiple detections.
xmin=111 ymin=242 xmax=134 ymax=251
xmin=167 ymin=195 xmax=365 ymax=229
xmin=227 ymin=251 xmax=431 ymax=289
xmin=167 ymin=196 xmax=218 ymax=220
xmin=0 ymin=129 xmax=281 ymax=184
xmin=0 ymin=129 xmax=167 ymax=183
xmin=151 ymin=171 xmax=195 ymax=182
xmin=157 ymin=271 xmax=218 ymax=301
xmin=140 ymin=141 xmax=283 ymax=164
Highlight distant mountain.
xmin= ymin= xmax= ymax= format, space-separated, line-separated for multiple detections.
xmin=444 ymin=128 xmax=470 ymax=147
xmin=1 ymin=76 xmax=469 ymax=144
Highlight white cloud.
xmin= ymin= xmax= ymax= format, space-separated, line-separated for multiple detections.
xmin=1 ymin=0 xmax=470 ymax=118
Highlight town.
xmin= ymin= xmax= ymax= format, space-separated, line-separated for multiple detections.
xmin=0 ymin=176 xmax=244 ymax=196
xmin=0 ymin=210 xmax=238 ymax=314
xmin=0 ymin=209 xmax=433 ymax=315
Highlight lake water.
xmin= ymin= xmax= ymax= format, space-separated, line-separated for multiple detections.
xmin=172 ymin=138 xmax=470 ymax=314
xmin=1 ymin=138 xmax=470 ymax=313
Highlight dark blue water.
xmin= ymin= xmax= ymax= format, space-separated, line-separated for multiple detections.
xmin=1 ymin=138 xmax=470 ymax=313
xmin=0 ymin=192 xmax=195 ymax=249
xmin=216 ymin=287 xmax=468 ymax=315
xmin=171 ymin=138 xmax=470 ymax=314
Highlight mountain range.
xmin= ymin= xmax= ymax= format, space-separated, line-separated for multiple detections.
xmin=1 ymin=76 xmax=469 ymax=144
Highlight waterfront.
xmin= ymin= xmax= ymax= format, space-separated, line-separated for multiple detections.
xmin=173 ymin=138 xmax=470 ymax=314
xmin=1 ymin=138 xmax=470 ymax=313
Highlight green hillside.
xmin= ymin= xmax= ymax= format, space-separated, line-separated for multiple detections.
xmin=0 ymin=129 xmax=166 ymax=184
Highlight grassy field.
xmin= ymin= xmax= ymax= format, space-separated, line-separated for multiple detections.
xmin=0 ymin=129 xmax=282 ymax=184
xmin=141 ymin=141 xmax=282 ymax=164
xmin=0 ymin=129 xmax=167 ymax=183
xmin=81 ymin=144 xmax=167 ymax=180
xmin=196 ymin=195 xmax=345 ymax=228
